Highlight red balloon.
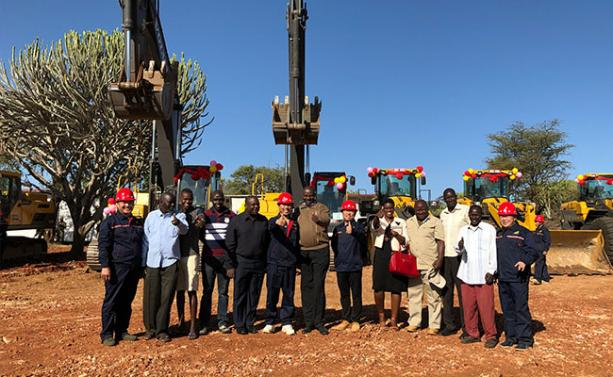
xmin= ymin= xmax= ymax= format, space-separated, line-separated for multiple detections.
xmin=395 ymin=172 xmax=403 ymax=180
xmin=416 ymin=166 xmax=424 ymax=173
xmin=464 ymin=170 xmax=470 ymax=176
xmin=216 ymin=163 xmax=224 ymax=171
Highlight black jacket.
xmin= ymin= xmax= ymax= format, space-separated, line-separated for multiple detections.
xmin=496 ymin=223 xmax=540 ymax=282
xmin=267 ymin=216 xmax=300 ymax=267
xmin=534 ymin=225 xmax=551 ymax=254
xmin=226 ymin=212 xmax=270 ymax=269
xmin=98 ymin=213 xmax=144 ymax=268
xmin=331 ymin=220 xmax=366 ymax=272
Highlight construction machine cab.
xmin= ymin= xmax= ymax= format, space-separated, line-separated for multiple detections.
xmin=174 ymin=165 xmax=222 ymax=209
xmin=360 ymin=167 xmax=426 ymax=219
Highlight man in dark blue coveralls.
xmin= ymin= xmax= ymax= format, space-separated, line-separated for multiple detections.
xmin=496 ymin=202 xmax=541 ymax=350
xmin=532 ymin=215 xmax=551 ymax=285
xmin=98 ymin=188 xmax=144 ymax=346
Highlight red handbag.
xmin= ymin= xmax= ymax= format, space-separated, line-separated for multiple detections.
xmin=389 ymin=249 xmax=419 ymax=278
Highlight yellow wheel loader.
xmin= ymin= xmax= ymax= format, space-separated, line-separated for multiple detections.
xmin=0 ymin=171 xmax=56 ymax=263
xmin=457 ymin=169 xmax=536 ymax=231
xmin=551 ymin=173 xmax=613 ymax=274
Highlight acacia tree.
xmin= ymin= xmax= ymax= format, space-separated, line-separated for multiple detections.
xmin=0 ymin=30 xmax=211 ymax=254
xmin=487 ymin=120 xmax=573 ymax=217
xmin=223 ymin=165 xmax=285 ymax=195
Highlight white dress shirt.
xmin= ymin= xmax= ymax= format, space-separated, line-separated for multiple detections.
xmin=455 ymin=221 xmax=497 ymax=285
xmin=440 ymin=203 xmax=470 ymax=257
xmin=371 ymin=216 xmax=408 ymax=252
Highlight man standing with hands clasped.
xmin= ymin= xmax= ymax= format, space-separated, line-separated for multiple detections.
xmin=496 ymin=202 xmax=540 ymax=350
xmin=456 ymin=205 xmax=498 ymax=348
xmin=142 ymin=192 xmax=188 ymax=342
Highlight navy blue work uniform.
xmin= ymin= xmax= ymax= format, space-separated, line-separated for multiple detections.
xmin=265 ymin=216 xmax=300 ymax=326
xmin=533 ymin=225 xmax=551 ymax=283
xmin=98 ymin=213 xmax=144 ymax=341
xmin=226 ymin=212 xmax=270 ymax=331
xmin=496 ymin=222 xmax=540 ymax=346
xmin=331 ymin=220 xmax=366 ymax=323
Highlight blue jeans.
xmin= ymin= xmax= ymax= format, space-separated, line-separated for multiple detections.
xmin=199 ymin=256 xmax=230 ymax=327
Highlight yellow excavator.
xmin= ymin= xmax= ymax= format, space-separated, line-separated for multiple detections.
xmin=0 ymin=170 xmax=56 ymax=263
xmin=457 ymin=168 xmax=536 ymax=231
xmin=552 ymin=173 xmax=613 ymax=274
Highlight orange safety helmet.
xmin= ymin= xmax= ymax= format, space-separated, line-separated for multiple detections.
xmin=498 ymin=202 xmax=517 ymax=216
xmin=277 ymin=192 xmax=294 ymax=205
xmin=115 ymin=188 xmax=136 ymax=202
xmin=535 ymin=214 xmax=545 ymax=223
xmin=341 ymin=200 xmax=357 ymax=212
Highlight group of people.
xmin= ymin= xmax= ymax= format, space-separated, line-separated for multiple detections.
xmin=98 ymin=185 xmax=550 ymax=350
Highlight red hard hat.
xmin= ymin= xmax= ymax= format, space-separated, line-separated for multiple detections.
xmin=115 ymin=188 xmax=135 ymax=202
xmin=535 ymin=214 xmax=545 ymax=223
xmin=498 ymin=202 xmax=517 ymax=216
xmin=341 ymin=200 xmax=357 ymax=212
xmin=277 ymin=192 xmax=294 ymax=205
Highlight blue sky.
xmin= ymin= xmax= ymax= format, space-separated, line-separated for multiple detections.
xmin=1 ymin=1 xmax=612 ymax=196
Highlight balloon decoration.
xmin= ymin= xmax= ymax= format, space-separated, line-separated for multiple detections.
xmin=462 ymin=168 xmax=522 ymax=182
xmin=173 ymin=161 xmax=224 ymax=183
xmin=367 ymin=166 xmax=426 ymax=179
xmin=576 ymin=174 xmax=613 ymax=186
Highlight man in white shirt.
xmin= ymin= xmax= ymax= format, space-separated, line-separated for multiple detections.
xmin=456 ymin=205 xmax=498 ymax=348
xmin=439 ymin=188 xmax=469 ymax=336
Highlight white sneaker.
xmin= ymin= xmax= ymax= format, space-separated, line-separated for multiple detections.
xmin=281 ymin=324 xmax=295 ymax=336
xmin=262 ymin=324 xmax=275 ymax=334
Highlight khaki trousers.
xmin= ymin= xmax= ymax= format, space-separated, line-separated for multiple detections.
xmin=407 ymin=270 xmax=442 ymax=329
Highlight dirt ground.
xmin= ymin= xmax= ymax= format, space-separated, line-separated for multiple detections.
xmin=0 ymin=247 xmax=612 ymax=377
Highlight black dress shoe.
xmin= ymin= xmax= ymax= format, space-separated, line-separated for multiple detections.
xmin=247 ymin=326 xmax=258 ymax=334
xmin=315 ymin=324 xmax=329 ymax=336
xmin=460 ymin=336 xmax=480 ymax=344
xmin=236 ymin=327 xmax=248 ymax=335
xmin=500 ymin=338 xmax=517 ymax=347
xmin=302 ymin=325 xmax=314 ymax=334
xmin=484 ymin=338 xmax=498 ymax=348
xmin=439 ymin=327 xmax=459 ymax=336
xmin=157 ymin=333 xmax=171 ymax=342
xmin=515 ymin=342 xmax=531 ymax=350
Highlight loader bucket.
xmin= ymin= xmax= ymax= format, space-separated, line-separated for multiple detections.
xmin=547 ymin=230 xmax=611 ymax=275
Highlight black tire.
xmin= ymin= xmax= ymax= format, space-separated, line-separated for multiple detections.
xmin=582 ymin=217 xmax=613 ymax=265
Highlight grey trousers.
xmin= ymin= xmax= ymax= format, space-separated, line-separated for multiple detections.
xmin=143 ymin=262 xmax=178 ymax=335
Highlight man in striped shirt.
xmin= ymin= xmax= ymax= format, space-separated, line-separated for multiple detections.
xmin=199 ymin=191 xmax=236 ymax=335
xmin=455 ymin=205 xmax=498 ymax=348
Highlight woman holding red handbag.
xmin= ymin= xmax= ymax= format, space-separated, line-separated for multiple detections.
xmin=371 ymin=199 xmax=409 ymax=329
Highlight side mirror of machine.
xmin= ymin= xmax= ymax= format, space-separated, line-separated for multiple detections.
xmin=304 ymin=172 xmax=311 ymax=186
xmin=349 ymin=176 xmax=356 ymax=186
xmin=370 ymin=176 xmax=376 ymax=185
xmin=420 ymin=176 xmax=427 ymax=185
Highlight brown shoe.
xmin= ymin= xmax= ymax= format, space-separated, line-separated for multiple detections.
xmin=406 ymin=325 xmax=420 ymax=333
xmin=332 ymin=320 xmax=350 ymax=331
xmin=427 ymin=328 xmax=439 ymax=335
xmin=349 ymin=322 xmax=360 ymax=332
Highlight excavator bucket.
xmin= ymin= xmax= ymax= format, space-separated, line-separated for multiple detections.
xmin=108 ymin=61 xmax=178 ymax=120
xmin=547 ymin=230 xmax=611 ymax=274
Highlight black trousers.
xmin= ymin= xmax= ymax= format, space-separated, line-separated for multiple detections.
xmin=534 ymin=255 xmax=550 ymax=282
xmin=336 ymin=270 xmax=362 ymax=322
xmin=499 ymin=281 xmax=533 ymax=345
xmin=199 ymin=256 xmax=230 ymax=327
xmin=442 ymin=255 xmax=464 ymax=330
xmin=265 ymin=264 xmax=296 ymax=326
xmin=100 ymin=263 xmax=140 ymax=340
xmin=143 ymin=262 xmax=178 ymax=335
xmin=300 ymin=247 xmax=330 ymax=327
xmin=233 ymin=264 xmax=264 ymax=329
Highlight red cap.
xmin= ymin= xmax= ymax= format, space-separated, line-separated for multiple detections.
xmin=277 ymin=192 xmax=294 ymax=205
xmin=115 ymin=188 xmax=135 ymax=202
xmin=498 ymin=202 xmax=517 ymax=216
xmin=341 ymin=200 xmax=357 ymax=212
xmin=535 ymin=214 xmax=545 ymax=223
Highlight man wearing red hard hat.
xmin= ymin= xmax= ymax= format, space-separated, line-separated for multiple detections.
xmin=330 ymin=200 xmax=366 ymax=332
xmin=532 ymin=215 xmax=551 ymax=285
xmin=262 ymin=192 xmax=300 ymax=336
xmin=495 ymin=202 xmax=540 ymax=350
xmin=98 ymin=187 xmax=144 ymax=346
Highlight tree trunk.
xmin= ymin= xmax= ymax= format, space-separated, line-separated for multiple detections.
xmin=70 ymin=231 xmax=86 ymax=259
